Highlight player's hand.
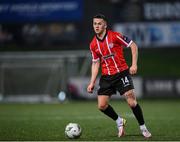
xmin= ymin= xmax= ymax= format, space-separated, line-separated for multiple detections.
xmin=87 ymin=83 xmax=94 ymax=94
xmin=129 ymin=65 xmax=137 ymax=75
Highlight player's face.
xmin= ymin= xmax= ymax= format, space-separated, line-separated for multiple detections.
xmin=93 ymin=18 xmax=107 ymax=35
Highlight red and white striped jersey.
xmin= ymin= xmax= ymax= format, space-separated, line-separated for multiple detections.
xmin=90 ymin=30 xmax=133 ymax=75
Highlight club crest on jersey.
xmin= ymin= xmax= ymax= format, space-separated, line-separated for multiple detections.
xmin=108 ymin=43 xmax=114 ymax=48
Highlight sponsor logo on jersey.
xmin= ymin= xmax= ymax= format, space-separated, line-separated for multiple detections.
xmin=103 ymin=53 xmax=114 ymax=60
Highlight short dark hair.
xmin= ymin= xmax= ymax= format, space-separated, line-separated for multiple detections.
xmin=93 ymin=14 xmax=107 ymax=22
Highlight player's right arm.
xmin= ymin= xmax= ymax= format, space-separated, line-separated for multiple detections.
xmin=87 ymin=43 xmax=100 ymax=93
xmin=87 ymin=60 xmax=100 ymax=93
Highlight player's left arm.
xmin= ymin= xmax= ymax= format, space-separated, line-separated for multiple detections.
xmin=115 ymin=32 xmax=138 ymax=75
xmin=129 ymin=41 xmax=138 ymax=75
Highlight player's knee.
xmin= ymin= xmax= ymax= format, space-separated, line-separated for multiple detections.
xmin=124 ymin=90 xmax=137 ymax=107
xmin=98 ymin=103 xmax=108 ymax=111
xmin=127 ymin=99 xmax=137 ymax=107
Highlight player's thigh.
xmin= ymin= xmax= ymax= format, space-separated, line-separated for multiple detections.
xmin=98 ymin=75 xmax=116 ymax=96
xmin=97 ymin=95 xmax=110 ymax=110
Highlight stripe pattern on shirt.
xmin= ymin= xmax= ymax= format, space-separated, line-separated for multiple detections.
xmin=96 ymin=39 xmax=110 ymax=75
xmin=105 ymin=36 xmax=120 ymax=73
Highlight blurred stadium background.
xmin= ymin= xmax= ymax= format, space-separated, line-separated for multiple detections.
xmin=0 ymin=0 xmax=180 ymax=141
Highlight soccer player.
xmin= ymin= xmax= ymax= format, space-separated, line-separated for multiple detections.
xmin=87 ymin=14 xmax=152 ymax=138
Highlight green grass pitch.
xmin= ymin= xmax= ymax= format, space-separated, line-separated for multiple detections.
xmin=0 ymin=99 xmax=180 ymax=141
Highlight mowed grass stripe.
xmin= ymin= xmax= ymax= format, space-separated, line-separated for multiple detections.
xmin=0 ymin=100 xmax=180 ymax=141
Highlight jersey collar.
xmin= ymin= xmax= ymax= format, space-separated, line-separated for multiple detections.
xmin=96 ymin=30 xmax=108 ymax=42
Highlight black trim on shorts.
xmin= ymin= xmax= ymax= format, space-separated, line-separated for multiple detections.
xmin=97 ymin=69 xmax=134 ymax=96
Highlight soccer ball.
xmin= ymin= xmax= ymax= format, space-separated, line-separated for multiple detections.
xmin=65 ymin=123 xmax=82 ymax=139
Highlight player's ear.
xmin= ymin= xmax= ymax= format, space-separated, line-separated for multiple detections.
xmin=104 ymin=21 xmax=107 ymax=28
xmin=104 ymin=22 xmax=107 ymax=28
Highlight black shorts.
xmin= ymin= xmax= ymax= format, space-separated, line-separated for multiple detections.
xmin=97 ymin=69 xmax=134 ymax=96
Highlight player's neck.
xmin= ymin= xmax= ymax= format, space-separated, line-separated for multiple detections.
xmin=96 ymin=29 xmax=107 ymax=40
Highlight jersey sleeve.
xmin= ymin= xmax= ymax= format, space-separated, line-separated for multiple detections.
xmin=90 ymin=45 xmax=100 ymax=62
xmin=115 ymin=32 xmax=133 ymax=48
